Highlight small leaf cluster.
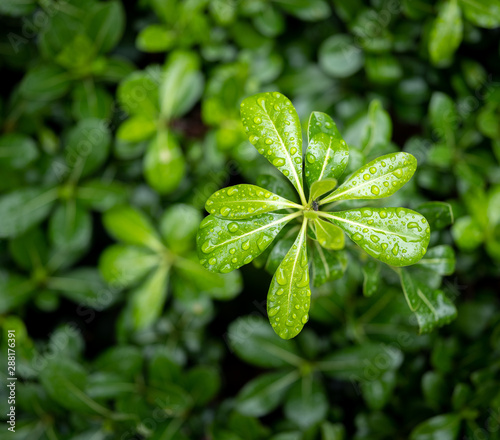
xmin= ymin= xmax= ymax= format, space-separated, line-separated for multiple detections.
xmin=198 ymin=92 xmax=441 ymax=339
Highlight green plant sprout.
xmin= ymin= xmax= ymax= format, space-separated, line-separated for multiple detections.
xmin=197 ymin=92 xmax=431 ymax=339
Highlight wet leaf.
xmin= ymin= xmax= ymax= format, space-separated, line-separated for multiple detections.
xmin=309 ymin=178 xmax=338 ymax=202
xmin=320 ymin=153 xmax=417 ymax=204
xmin=205 ymin=184 xmax=300 ymax=220
xmin=197 ymin=212 xmax=298 ymax=273
xmin=322 ymin=207 xmax=430 ymax=267
xmin=315 ymin=218 xmax=345 ymax=250
xmin=240 ymin=92 xmax=306 ymax=203
xmin=267 ymin=221 xmax=310 ymax=339
xmin=415 ymin=245 xmax=455 ymax=276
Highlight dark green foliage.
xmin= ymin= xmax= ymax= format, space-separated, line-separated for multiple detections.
xmin=1 ymin=0 xmax=499 ymax=439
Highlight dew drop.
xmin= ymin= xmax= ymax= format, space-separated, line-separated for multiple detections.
xmin=294 ymin=157 xmax=301 ymax=164
xmin=381 ymin=243 xmax=388 ymax=250
xmin=265 ymin=138 xmax=273 ymax=145
xmin=228 ymin=222 xmax=239 ymax=233
xmin=363 ymin=174 xmax=370 ymax=181
xmin=370 ymin=235 xmax=380 ymax=243
xmin=394 ymin=168 xmax=403 ymax=178
xmin=380 ymin=210 xmax=387 ymax=219
xmin=407 ymin=222 xmax=422 ymax=231
xmin=392 ymin=244 xmax=399 ymax=256
xmin=273 ymin=157 xmax=285 ymax=167
xmin=371 ymin=185 xmax=380 ymax=195
xmin=230 ymin=248 xmax=236 ymax=254
xmin=209 ymin=257 xmax=217 ymax=265
xmin=220 ymin=207 xmax=231 ymax=216
xmin=369 ymin=167 xmax=377 ymax=174
xmin=249 ymin=135 xmax=257 ymax=145
xmin=301 ymin=315 xmax=309 ymax=324
xmin=242 ymin=241 xmax=250 ymax=250
xmin=290 ymin=147 xmax=297 ymax=155
xmin=306 ymin=153 xmax=316 ymax=163
xmin=353 ymin=232 xmax=363 ymax=241
xmin=253 ymin=117 xmax=261 ymax=124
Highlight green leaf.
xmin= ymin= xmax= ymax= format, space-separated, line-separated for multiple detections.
xmin=459 ymin=0 xmax=500 ymax=29
xmin=40 ymin=358 xmax=104 ymax=414
xmin=85 ymin=0 xmax=125 ymax=54
xmin=72 ymin=83 xmax=114 ymax=121
xmin=319 ymin=343 xmax=403 ymax=381
xmin=306 ymin=115 xmax=348 ymax=188
xmin=19 ymin=64 xmax=71 ymax=102
xmin=240 ymin=92 xmax=306 ymax=203
xmin=236 ymin=371 xmax=298 ymax=417
xmin=160 ymin=204 xmax=202 ymax=254
xmin=197 ymin=212 xmax=298 ymax=273
xmin=49 ymin=202 xmax=91 ymax=253
xmin=415 ymin=245 xmax=455 ymax=276
xmin=76 ymin=179 xmax=129 ymax=212
xmin=417 ymin=202 xmax=454 ymax=230
xmin=48 ymin=268 xmax=120 ymax=310
xmin=0 ymin=134 xmax=38 ymax=169
xmin=136 ymin=24 xmax=176 ymax=52
xmin=361 ymin=100 xmax=393 ymax=155
xmin=310 ymin=243 xmax=347 ymax=287
xmin=398 ymin=269 xmax=457 ymax=333
xmin=9 ymin=227 xmax=48 ymax=271
xmin=103 ymin=205 xmax=163 ymax=250
xmin=129 ymin=265 xmax=170 ymax=330
xmin=117 ymin=70 xmax=159 ymax=118
xmin=184 ymin=366 xmax=221 ymax=406
xmin=228 ymin=316 xmax=303 ymax=368
xmin=160 ymin=51 xmax=204 ymax=120
xmin=0 ymin=187 xmax=57 ymax=238
xmin=409 ymin=413 xmax=461 ymax=440
xmin=0 ymin=271 xmax=34 ymax=313
xmin=0 ymin=0 xmax=36 ymax=16
xmin=205 ymin=184 xmax=300 ymax=220
xmin=319 ymin=34 xmax=364 ymax=78
xmin=93 ymin=346 xmax=143 ymax=381
xmin=65 ymin=118 xmax=111 ymax=178
xmin=174 ymin=255 xmax=242 ymax=300
xmin=362 ymin=259 xmax=381 ymax=297
xmin=361 ymin=371 xmax=396 ymax=410
xmin=429 ymin=0 xmax=463 ymax=67
xmin=451 ymin=216 xmax=484 ymax=251
xmin=268 ymin=220 xmax=310 ymax=340
xmin=309 ymin=178 xmax=338 ymax=202
xmin=284 ymin=376 xmax=328 ymax=429
xmin=429 ymin=92 xmax=458 ymax=143
xmin=144 ymin=130 xmax=186 ymax=194
xmin=320 ymin=153 xmax=417 ymax=204
xmin=116 ymin=115 xmax=157 ymax=143
xmin=322 ymin=207 xmax=430 ymax=267
xmin=315 ymin=218 xmax=345 ymax=250
xmin=99 ymin=244 xmax=158 ymax=288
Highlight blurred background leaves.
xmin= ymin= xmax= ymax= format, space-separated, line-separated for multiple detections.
xmin=0 ymin=0 xmax=499 ymax=438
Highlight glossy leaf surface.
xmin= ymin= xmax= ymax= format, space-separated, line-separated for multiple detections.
xmin=267 ymin=221 xmax=311 ymax=339
xmin=315 ymin=218 xmax=344 ymax=250
xmin=308 ymin=178 xmax=337 ymax=202
xmin=197 ymin=213 xmax=298 ymax=273
xmin=429 ymin=0 xmax=463 ymax=67
xmin=415 ymin=245 xmax=455 ymax=276
xmin=323 ymin=207 xmax=430 ymax=267
xmin=241 ymin=92 xmax=305 ymax=202
xmin=399 ymin=269 xmax=457 ymax=333
xmin=305 ymin=131 xmax=348 ymax=189
xmin=205 ymin=184 xmax=299 ymax=220
xmin=321 ymin=153 xmax=417 ymax=204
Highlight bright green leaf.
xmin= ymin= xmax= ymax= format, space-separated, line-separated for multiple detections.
xmin=240 ymin=92 xmax=306 ymax=203
xmin=268 ymin=221 xmax=310 ymax=339
xmin=197 ymin=212 xmax=299 ymax=273
xmin=459 ymin=0 xmax=500 ymax=29
xmin=429 ymin=0 xmax=463 ymax=67
xmin=322 ymin=207 xmax=431 ymax=267
xmin=409 ymin=413 xmax=461 ymax=440
xmin=144 ymin=130 xmax=186 ymax=194
xmin=160 ymin=204 xmax=202 ymax=254
xmin=309 ymin=178 xmax=338 ymax=202
xmin=320 ymin=153 xmax=417 ymax=204
xmin=315 ymin=218 xmax=344 ymax=250
xmin=205 ymin=184 xmax=300 ymax=220
xmin=103 ymin=205 xmax=163 ymax=250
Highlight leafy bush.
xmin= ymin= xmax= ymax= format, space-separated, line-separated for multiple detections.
xmin=0 ymin=0 xmax=499 ymax=439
